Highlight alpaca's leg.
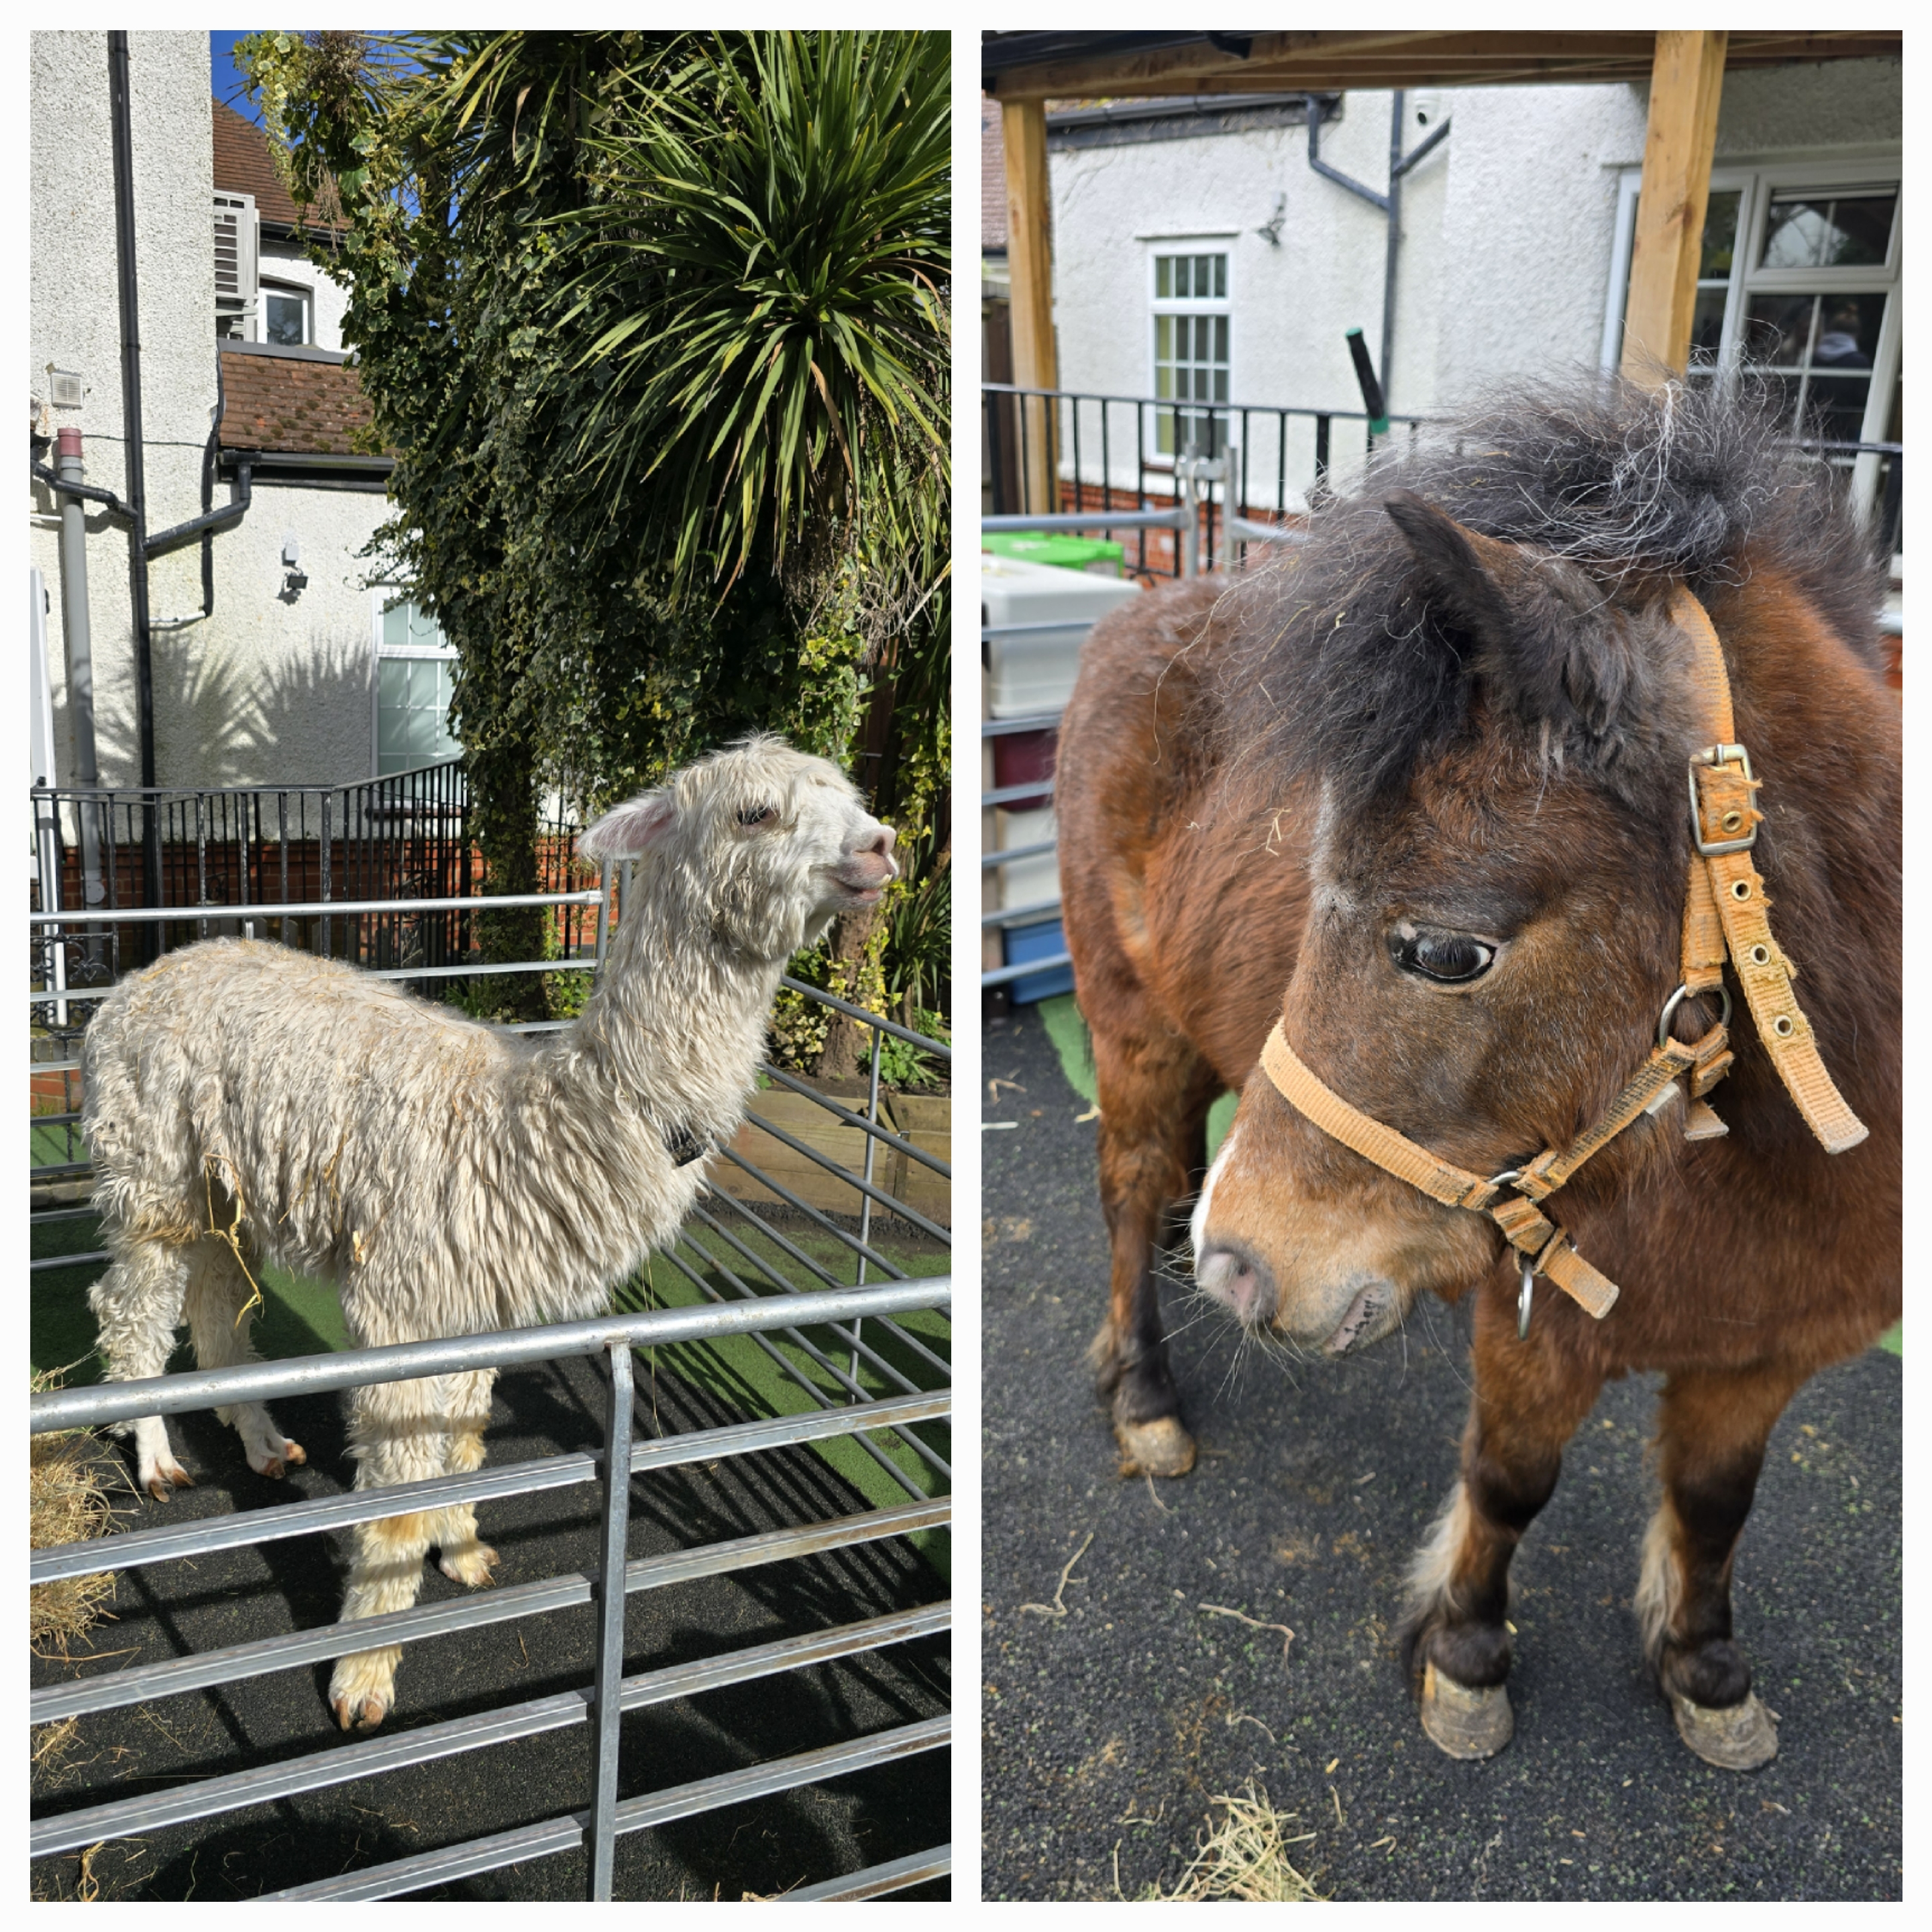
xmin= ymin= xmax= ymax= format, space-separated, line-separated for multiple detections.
xmin=89 ymin=1239 xmax=195 ymax=1500
xmin=429 ymin=1369 xmax=500 ymax=1587
xmin=328 ymin=1375 xmax=449 ymax=1730
xmin=182 ymin=1236 xmax=307 ymax=1479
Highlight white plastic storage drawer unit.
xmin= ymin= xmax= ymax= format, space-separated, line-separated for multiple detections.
xmin=981 ymin=551 xmax=1141 ymax=719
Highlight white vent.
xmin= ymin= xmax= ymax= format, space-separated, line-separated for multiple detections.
xmin=214 ymin=191 xmax=258 ymax=337
xmin=48 ymin=368 xmax=84 ymax=407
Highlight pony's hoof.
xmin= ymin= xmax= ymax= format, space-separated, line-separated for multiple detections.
xmin=1671 ymin=1689 xmax=1778 ymax=1770
xmin=1114 ymin=1416 xmax=1196 ymax=1478
xmin=439 ymin=1542 xmax=499 ymax=1588
xmin=1419 ymin=1662 xmax=1514 ymax=1760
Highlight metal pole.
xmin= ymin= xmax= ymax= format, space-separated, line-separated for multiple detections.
xmin=852 ymin=1018 xmax=885 ymax=1370
xmin=108 ymin=31 xmax=161 ymax=947
xmin=593 ymin=858 xmax=612 ymax=976
xmin=587 ymin=1340 xmax=635 ymax=1900
xmin=1382 ymin=91 xmax=1405 ymax=413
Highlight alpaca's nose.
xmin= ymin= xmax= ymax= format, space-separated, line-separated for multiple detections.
xmin=860 ymin=824 xmax=898 ymax=875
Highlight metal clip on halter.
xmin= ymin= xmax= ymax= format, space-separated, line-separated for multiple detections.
xmin=1689 ymin=743 xmax=1758 ymax=855
xmin=1489 ymin=1167 xmax=1539 ymax=1338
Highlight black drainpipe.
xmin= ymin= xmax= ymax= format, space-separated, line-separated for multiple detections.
xmin=107 ymin=29 xmax=161 ymax=934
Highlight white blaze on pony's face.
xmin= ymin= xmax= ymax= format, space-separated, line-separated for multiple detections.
xmin=580 ymin=735 xmax=896 ymax=961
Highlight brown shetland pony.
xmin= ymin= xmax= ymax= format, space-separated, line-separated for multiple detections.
xmin=1056 ymin=379 xmax=1899 ymax=1768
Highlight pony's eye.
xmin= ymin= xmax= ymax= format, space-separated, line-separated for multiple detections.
xmin=1389 ymin=929 xmax=1495 ymax=984
xmin=737 ymin=805 xmax=774 ymax=827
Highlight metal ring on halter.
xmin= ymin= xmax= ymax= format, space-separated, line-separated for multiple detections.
xmin=1517 ymin=1255 xmax=1535 ymax=1340
xmin=1657 ymin=981 xmax=1733 ymax=1049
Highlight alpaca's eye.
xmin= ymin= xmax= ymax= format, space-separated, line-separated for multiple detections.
xmin=1389 ymin=928 xmax=1496 ymax=985
xmin=737 ymin=806 xmax=774 ymax=828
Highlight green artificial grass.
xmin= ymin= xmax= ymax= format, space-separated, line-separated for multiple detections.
xmin=31 ymin=1203 xmax=951 ymax=1576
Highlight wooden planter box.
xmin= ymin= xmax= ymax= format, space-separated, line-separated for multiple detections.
xmin=713 ymin=1085 xmax=951 ymax=1231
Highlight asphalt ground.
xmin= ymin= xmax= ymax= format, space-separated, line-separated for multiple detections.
xmin=981 ymin=1011 xmax=1901 ymax=1902
xmin=33 ymin=1344 xmax=949 ymax=1900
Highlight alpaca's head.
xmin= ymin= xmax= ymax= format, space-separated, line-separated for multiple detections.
xmin=580 ymin=735 xmax=898 ymax=961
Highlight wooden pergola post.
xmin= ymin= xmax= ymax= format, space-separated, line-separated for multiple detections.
xmin=1002 ymin=98 xmax=1059 ymax=513
xmin=1621 ymin=30 xmax=1728 ymax=384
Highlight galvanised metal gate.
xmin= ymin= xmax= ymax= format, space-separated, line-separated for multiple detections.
xmin=29 ymin=859 xmax=953 ymax=1900
xmin=30 ymin=1283 xmax=951 ymax=1900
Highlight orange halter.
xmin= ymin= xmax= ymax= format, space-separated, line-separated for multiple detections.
xmin=1258 ymin=588 xmax=1866 ymax=1336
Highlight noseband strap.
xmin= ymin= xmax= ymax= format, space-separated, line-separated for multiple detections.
xmin=1256 ymin=585 xmax=1866 ymax=1324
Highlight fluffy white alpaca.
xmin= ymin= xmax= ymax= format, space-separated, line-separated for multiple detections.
xmin=80 ymin=735 xmax=896 ymax=1729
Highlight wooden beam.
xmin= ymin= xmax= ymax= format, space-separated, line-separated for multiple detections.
xmin=985 ymin=31 xmax=1897 ymax=101
xmin=1002 ymin=97 xmax=1058 ymax=514
xmin=1621 ymin=32 xmax=1727 ymax=384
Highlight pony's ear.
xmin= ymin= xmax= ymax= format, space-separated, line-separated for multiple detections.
xmin=580 ymin=792 xmax=674 ymax=863
xmin=1383 ymin=490 xmax=1525 ymax=665
xmin=1384 ymin=489 xmax=1638 ymax=745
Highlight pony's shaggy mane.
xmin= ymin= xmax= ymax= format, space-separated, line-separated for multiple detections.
xmin=1210 ymin=374 xmax=1888 ymax=816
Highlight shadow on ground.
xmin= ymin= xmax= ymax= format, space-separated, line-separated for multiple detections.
xmin=32 ymin=1349 xmax=949 ymax=1901
xmin=981 ymin=1010 xmax=1900 ymax=1902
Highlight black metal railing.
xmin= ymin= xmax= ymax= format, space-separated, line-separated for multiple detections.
xmin=981 ymin=381 xmax=1432 ymax=578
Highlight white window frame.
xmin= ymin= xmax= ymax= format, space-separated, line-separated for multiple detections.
xmin=214 ymin=191 xmax=258 ymax=339
xmin=1145 ymin=237 xmax=1237 ymax=465
xmin=1600 ymin=157 xmax=1901 ymax=516
xmin=260 ymin=278 xmax=313 ymax=348
xmin=370 ymin=590 xmax=461 ymax=778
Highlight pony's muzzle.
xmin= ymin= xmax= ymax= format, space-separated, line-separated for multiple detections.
xmin=1195 ymin=1240 xmax=1276 ymax=1328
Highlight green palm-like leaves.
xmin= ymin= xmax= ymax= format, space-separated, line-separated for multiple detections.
xmin=556 ymin=32 xmax=951 ymax=590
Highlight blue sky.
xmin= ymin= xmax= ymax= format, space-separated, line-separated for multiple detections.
xmin=211 ymin=32 xmax=264 ymax=124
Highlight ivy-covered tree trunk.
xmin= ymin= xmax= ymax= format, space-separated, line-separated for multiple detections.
xmin=468 ymin=736 xmax=547 ymax=1024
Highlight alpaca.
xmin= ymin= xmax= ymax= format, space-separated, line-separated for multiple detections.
xmin=80 ymin=735 xmax=897 ymax=1730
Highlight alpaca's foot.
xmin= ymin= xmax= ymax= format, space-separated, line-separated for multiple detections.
xmin=329 ymin=1646 xmax=402 ymax=1731
xmin=133 ymin=1417 xmax=194 ymax=1501
xmin=437 ymin=1540 xmax=500 ymax=1588
xmin=227 ymin=1402 xmax=306 ymax=1481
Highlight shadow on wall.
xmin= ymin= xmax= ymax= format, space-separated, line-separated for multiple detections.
xmin=92 ymin=619 xmax=378 ymax=792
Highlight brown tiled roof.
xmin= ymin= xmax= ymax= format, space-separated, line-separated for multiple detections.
xmin=217 ymin=348 xmax=379 ymax=456
xmin=981 ymin=94 xmax=1006 ymax=252
xmin=212 ymin=98 xmax=344 ymax=231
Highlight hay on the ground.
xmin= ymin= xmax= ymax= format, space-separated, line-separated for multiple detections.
xmin=1161 ymin=1779 xmax=1324 ymax=1902
xmin=30 ymin=1366 xmax=123 ymax=1658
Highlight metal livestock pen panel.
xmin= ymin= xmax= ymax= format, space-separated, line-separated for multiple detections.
xmin=28 ymin=859 xmax=953 ymax=1899
xmin=30 ymin=1283 xmax=952 ymax=1901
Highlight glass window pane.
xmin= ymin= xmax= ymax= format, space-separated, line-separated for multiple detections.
xmin=1689 ymin=287 xmax=1728 ymax=366
xmin=265 ymin=291 xmax=305 ymax=346
xmin=1760 ymin=193 xmax=1897 ymax=270
xmin=1155 ymin=315 xmax=1173 ymax=363
xmin=1213 ymin=254 xmax=1226 ymax=300
xmin=1214 ymin=315 xmax=1228 ymax=362
xmin=1700 ymin=191 xmax=1741 ymax=278
xmin=1742 ymin=293 xmax=1819 ymax=369
xmin=1803 ymin=374 xmax=1873 ymax=443
xmin=382 ymin=602 xmax=409 ymax=649
xmin=1156 ymin=256 xmax=1173 ymax=299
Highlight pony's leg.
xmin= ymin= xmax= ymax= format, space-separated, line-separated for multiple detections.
xmin=1399 ymin=1283 xmax=1603 ymax=1758
xmin=88 ymin=1238 xmax=195 ymax=1500
xmin=1636 ymin=1360 xmax=1807 ymax=1770
xmin=181 ymin=1236 xmax=306 ymax=1479
xmin=327 ymin=1375 xmax=447 ymax=1730
xmin=428 ymin=1368 xmax=500 ymax=1587
xmin=1086 ymin=1018 xmax=1222 ymax=1478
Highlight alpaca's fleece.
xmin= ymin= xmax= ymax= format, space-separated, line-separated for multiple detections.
xmin=80 ymin=734 xmax=896 ymax=1727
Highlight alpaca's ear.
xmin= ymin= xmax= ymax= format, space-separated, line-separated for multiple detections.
xmin=580 ymin=792 xmax=674 ymax=863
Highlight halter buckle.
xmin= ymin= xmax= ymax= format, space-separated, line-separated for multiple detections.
xmin=1517 ymin=1254 xmax=1535 ymax=1340
xmin=1658 ymin=981 xmax=1733 ymax=1049
xmin=1689 ymin=744 xmax=1759 ymax=855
